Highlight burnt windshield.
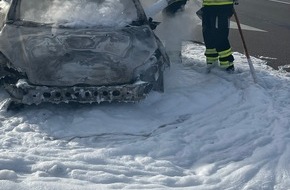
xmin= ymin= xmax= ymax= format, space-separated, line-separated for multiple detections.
xmin=18 ymin=0 xmax=140 ymax=27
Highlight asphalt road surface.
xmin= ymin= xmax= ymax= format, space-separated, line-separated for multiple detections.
xmin=231 ymin=0 xmax=290 ymax=70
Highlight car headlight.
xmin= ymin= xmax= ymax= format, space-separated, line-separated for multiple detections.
xmin=133 ymin=51 xmax=159 ymax=82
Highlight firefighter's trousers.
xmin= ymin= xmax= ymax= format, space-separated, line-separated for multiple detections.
xmin=202 ymin=5 xmax=234 ymax=68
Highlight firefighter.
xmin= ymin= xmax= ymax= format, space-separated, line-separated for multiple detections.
xmin=200 ymin=0 xmax=236 ymax=72
xmin=162 ymin=0 xmax=235 ymax=71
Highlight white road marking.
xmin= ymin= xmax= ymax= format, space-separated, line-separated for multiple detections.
xmin=230 ymin=21 xmax=267 ymax=32
xmin=269 ymin=0 xmax=290 ymax=5
xmin=197 ymin=21 xmax=268 ymax=32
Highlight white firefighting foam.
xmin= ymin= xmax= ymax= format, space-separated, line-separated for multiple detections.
xmin=21 ymin=0 xmax=138 ymax=27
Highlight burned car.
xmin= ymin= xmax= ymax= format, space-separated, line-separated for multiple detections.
xmin=0 ymin=0 xmax=169 ymax=106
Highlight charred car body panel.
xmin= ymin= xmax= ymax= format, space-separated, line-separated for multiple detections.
xmin=0 ymin=0 xmax=170 ymax=106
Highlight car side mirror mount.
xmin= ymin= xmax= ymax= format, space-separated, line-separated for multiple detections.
xmin=148 ymin=17 xmax=160 ymax=30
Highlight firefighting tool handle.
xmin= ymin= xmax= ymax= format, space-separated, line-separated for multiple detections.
xmin=233 ymin=8 xmax=258 ymax=83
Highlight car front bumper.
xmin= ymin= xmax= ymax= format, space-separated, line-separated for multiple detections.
xmin=4 ymin=79 xmax=153 ymax=105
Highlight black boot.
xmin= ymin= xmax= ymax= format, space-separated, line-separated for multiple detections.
xmin=226 ymin=65 xmax=235 ymax=73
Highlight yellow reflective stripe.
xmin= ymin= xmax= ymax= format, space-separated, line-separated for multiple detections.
xmin=220 ymin=61 xmax=233 ymax=68
xmin=205 ymin=48 xmax=217 ymax=54
xmin=218 ymin=48 xmax=232 ymax=58
xmin=202 ymin=0 xmax=234 ymax=6
xmin=205 ymin=49 xmax=218 ymax=57
xmin=203 ymin=2 xmax=233 ymax=5
xmin=207 ymin=57 xmax=219 ymax=62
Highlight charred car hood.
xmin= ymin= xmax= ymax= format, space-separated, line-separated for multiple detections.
xmin=0 ymin=24 xmax=159 ymax=86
